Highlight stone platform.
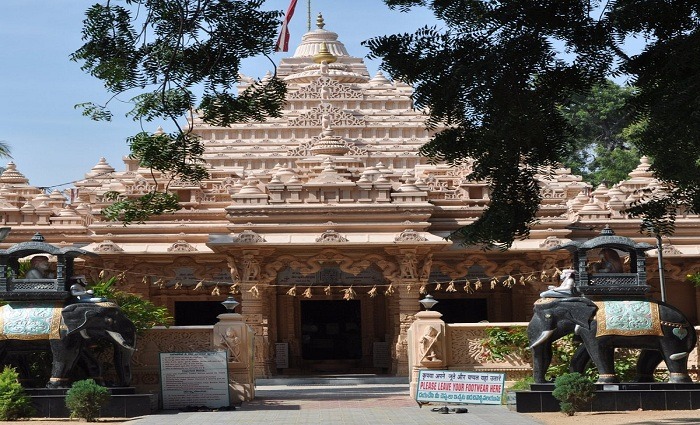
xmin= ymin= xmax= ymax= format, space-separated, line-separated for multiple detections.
xmin=515 ymin=382 xmax=700 ymax=413
xmin=25 ymin=387 xmax=157 ymax=418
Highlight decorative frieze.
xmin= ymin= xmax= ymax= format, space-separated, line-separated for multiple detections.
xmin=394 ymin=229 xmax=428 ymax=243
xmin=232 ymin=230 xmax=266 ymax=244
xmin=93 ymin=240 xmax=124 ymax=253
xmin=315 ymin=230 xmax=349 ymax=243
xmin=288 ymin=104 xmax=365 ymax=127
xmin=167 ymin=240 xmax=197 ymax=252
xmin=289 ymin=76 xmax=363 ymax=100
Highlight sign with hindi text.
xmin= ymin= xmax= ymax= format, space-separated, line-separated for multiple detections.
xmin=416 ymin=370 xmax=505 ymax=405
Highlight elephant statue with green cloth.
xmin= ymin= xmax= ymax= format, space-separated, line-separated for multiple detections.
xmin=528 ymin=297 xmax=696 ymax=384
xmin=0 ymin=301 xmax=136 ymax=388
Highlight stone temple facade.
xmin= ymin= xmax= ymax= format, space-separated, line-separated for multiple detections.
xmin=1 ymin=20 xmax=699 ymax=377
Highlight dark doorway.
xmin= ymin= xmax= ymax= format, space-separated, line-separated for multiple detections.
xmin=301 ymin=300 xmax=362 ymax=360
xmin=430 ymin=298 xmax=488 ymax=323
xmin=174 ymin=301 xmax=227 ymax=325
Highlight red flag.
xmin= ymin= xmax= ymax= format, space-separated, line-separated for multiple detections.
xmin=275 ymin=0 xmax=298 ymax=52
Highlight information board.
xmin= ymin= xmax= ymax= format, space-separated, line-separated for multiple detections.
xmin=373 ymin=342 xmax=391 ymax=368
xmin=275 ymin=343 xmax=289 ymax=369
xmin=416 ymin=370 xmax=505 ymax=405
xmin=160 ymin=351 xmax=229 ymax=409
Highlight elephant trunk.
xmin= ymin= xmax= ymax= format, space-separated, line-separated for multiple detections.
xmin=529 ymin=329 xmax=555 ymax=349
xmin=114 ymin=343 xmax=134 ymax=387
xmin=110 ymin=327 xmax=136 ymax=387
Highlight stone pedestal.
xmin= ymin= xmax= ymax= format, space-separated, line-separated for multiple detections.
xmin=212 ymin=312 xmax=255 ymax=403
xmin=408 ymin=310 xmax=446 ymax=398
xmin=25 ymin=387 xmax=156 ymax=418
xmin=515 ymin=382 xmax=700 ymax=412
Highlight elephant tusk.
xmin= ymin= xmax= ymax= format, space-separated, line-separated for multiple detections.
xmin=529 ymin=330 xmax=555 ymax=349
xmin=670 ymin=352 xmax=689 ymax=361
xmin=107 ymin=330 xmax=136 ymax=352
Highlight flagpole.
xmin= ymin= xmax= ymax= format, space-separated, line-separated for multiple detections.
xmin=307 ymin=0 xmax=311 ymax=31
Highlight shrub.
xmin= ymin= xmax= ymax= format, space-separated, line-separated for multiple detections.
xmin=508 ymin=376 xmax=535 ymax=391
xmin=481 ymin=326 xmax=530 ymax=362
xmin=0 ymin=366 xmax=35 ymax=420
xmin=65 ymin=379 xmax=110 ymax=422
xmin=552 ymin=372 xmax=595 ymax=416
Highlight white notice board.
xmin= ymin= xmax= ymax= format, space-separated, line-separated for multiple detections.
xmin=160 ymin=351 xmax=229 ymax=409
xmin=416 ymin=370 xmax=505 ymax=405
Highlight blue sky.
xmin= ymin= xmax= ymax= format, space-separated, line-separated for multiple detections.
xmin=0 ymin=2 xmax=642 ymax=191
xmin=0 ymin=0 xmax=440 ymax=189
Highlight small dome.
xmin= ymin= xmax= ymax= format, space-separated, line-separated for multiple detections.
xmin=292 ymin=14 xmax=350 ymax=59
xmin=50 ymin=189 xmax=66 ymax=201
xmin=370 ymin=71 xmax=391 ymax=85
xmin=88 ymin=157 xmax=115 ymax=178
xmin=0 ymin=162 xmax=29 ymax=184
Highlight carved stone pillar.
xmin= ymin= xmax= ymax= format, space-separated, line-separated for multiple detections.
xmin=233 ymin=251 xmax=274 ymax=377
xmin=382 ymin=249 xmax=427 ymax=376
xmin=395 ymin=282 xmax=421 ymax=376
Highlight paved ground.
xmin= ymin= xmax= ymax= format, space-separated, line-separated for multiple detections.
xmin=17 ymin=379 xmax=700 ymax=425
xmin=129 ymin=382 xmax=544 ymax=425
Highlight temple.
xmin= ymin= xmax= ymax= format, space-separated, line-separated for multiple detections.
xmin=1 ymin=17 xmax=699 ymax=378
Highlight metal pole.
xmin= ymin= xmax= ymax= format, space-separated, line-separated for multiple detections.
xmin=307 ymin=0 xmax=311 ymax=31
xmin=656 ymin=233 xmax=666 ymax=302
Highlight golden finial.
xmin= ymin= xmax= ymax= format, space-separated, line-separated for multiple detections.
xmin=317 ymin=12 xmax=325 ymax=29
xmin=313 ymin=41 xmax=337 ymax=64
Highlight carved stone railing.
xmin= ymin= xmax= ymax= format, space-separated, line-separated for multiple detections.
xmin=122 ymin=322 xmax=255 ymax=405
xmin=121 ymin=322 xmax=700 ymax=402
xmin=128 ymin=326 xmax=214 ymax=397
xmin=445 ymin=322 xmax=532 ymax=383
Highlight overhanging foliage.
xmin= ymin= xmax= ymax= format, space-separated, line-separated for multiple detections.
xmin=72 ymin=0 xmax=286 ymax=224
xmin=367 ymin=0 xmax=700 ymax=247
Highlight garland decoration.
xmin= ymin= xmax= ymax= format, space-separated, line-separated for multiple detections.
xmin=76 ymin=264 xmax=569 ymax=302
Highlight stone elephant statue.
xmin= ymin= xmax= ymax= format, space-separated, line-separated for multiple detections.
xmin=528 ymin=297 xmax=696 ymax=383
xmin=0 ymin=301 xmax=136 ymax=388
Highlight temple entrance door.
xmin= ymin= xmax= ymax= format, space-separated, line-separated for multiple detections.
xmin=300 ymin=300 xmax=362 ymax=373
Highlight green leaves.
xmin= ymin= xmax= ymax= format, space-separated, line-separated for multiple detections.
xmin=552 ymin=372 xmax=595 ymax=416
xmin=72 ymin=1 xmax=286 ymax=224
xmin=370 ymin=0 xmax=700 ymax=245
xmin=65 ymin=379 xmax=110 ymax=422
xmin=559 ymin=81 xmax=641 ymax=185
xmin=367 ymin=0 xmax=613 ymax=248
xmin=72 ymin=0 xmax=284 ymax=124
xmin=90 ymin=276 xmax=173 ymax=334
xmin=101 ymin=191 xmax=181 ymax=225
xmin=127 ymin=130 xmax=207 ymax=181
xmin=200 ymin=77 xmax=287 ymax=126
xmin=0 ymin=367 xmax=34 ymax=421
xmin=74 ymin=102 xmax=113 ymax=122
xmin=481 ymin=326 xmax=530 ymax=361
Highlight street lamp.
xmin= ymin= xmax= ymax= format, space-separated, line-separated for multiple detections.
xmin=419 ymin=294 xmax=439 ymax=311
xmin=221 ymin=296 xmax=240 ymax=313
xmin=644 ymin=223 xmax=667 ymax=303
xmin=655 ymin=233 xmax=667 ymax=302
